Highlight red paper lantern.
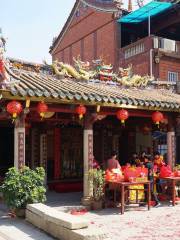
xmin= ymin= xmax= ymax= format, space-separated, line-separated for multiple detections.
xmin=116 ymin=109 xmax=129 ymax=124
xmin=152 ymin=111 xmax=164 ymax=125
xmin=75 ymin=105 xmax=86 ymax=119
xmin=37 ymin=102 xmax=48 ymax=118
xmin=6 ymin=100 xmax=23 ymax=119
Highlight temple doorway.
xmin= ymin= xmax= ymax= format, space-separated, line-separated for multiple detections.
xmin=0 ymin=125 xmax=14 ymax=177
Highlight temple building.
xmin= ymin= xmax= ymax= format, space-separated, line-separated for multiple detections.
xmin=50 ymin=0 xmax=180 ymax=86
xmin=0 ymin=1 xmax=180 ymax=203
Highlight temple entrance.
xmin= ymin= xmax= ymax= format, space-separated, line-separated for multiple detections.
xmin=93 ymin=115 xmax=168 ymax=167
xmin=60 ymin=126 xmax=83 ymax=180
xmin=47 ymin=124 xmax=83 ymax=192
xmin=0 ymin=125 xmax=14 ymax=177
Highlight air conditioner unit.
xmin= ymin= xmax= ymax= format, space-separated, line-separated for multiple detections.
xmin=153 ymin=37 xmax=159 ymax=49
xmin=160 ymin=38 xmax=176 ymax=52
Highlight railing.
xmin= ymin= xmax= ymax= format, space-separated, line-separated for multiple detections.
xmin=124 ymin=42 xmax=145 ymax=59
xmin=120 ymin=35 xmax=180 ymax=61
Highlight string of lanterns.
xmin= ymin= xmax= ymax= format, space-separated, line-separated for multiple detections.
xmin=5 ymin=100 xmax=165 ymax=126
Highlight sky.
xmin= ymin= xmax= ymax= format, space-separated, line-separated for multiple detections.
xmin=1 ymin=0 xmax=150 ymax=64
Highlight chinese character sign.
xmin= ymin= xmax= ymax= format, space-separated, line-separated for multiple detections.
xmin=18 ymin=132 xmax=25 ymax=169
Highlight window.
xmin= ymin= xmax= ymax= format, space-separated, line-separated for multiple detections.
xmin=168 ymin=71 xmax=178 ymax=83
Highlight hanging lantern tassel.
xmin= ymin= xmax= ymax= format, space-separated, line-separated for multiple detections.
xmin=13 ymin=113 xmax=17 ymax=119
xmin=25 ymin=98 xmax=31 ymax=108
xmin=7 ymin=100 xmax=23 ymax=122
xmin=37 ymin=102 xmax=48 ymax=120
xmin=96 ymin=105 xmax=101 ymax=113
xmin=75 ymin=105 xmax=86 ymax=120
xmin=152 ymin=111 xmax=164 ymax=128
xmin=40 ymin=112 xmax=45 ymax=119
xmin=116 ymin=109 xmax=129 ymax=126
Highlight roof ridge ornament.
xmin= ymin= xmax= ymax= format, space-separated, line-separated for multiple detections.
xmin=51 ymin=57 xmax=153 ymax=87
xmin=0 ymin=30 xmax=19 ymax=89
xmin=80 ymin=0 xmax=124 ymax=12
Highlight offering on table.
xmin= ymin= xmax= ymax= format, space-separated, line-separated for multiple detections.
xmin=123 ymin=166 xmax=148 ymax=182
xmin=159 ymin=165 xmax=173 ymax=178
xmin=105 ymin=168 xmax=124 ymax=182
xmin=173 ymin=170 xmax=180 ymax=177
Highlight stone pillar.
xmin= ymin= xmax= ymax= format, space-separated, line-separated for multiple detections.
xmin=167 ymin=123 xmax=176 ymax=169
xmin=14 ymin=117 xmax=25 ymax=169
xmin=82 ymin=116 xmax=94 ymax=206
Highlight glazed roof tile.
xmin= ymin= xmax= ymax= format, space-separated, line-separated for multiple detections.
xmin=2 ymin=67 xmax=180 ymax=112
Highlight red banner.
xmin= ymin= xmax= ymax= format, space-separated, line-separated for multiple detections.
xmin=18 ymin=132 xmax=25 ymax=169
xmin=88 ymin=134 xmax=93 ymax=169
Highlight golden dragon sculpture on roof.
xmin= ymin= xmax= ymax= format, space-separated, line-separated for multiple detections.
xmin=51 ymin=56 xmax=153 ymax=87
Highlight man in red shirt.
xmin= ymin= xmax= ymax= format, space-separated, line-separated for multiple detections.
xmin=107 ymin=151 xmax=121 ymax=171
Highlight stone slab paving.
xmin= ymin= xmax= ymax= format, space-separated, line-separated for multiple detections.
xmin=1 ymin=192 xmax=180 ymax=240
xmin=46 ymin=192 xmax=180 ymax=240
xmin=0 ymin=203 xmax=55 ymax=240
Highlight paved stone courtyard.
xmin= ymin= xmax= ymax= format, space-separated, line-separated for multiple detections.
xmin=1 ymin=192 xmax=180 ymax=240
xmin=46 ymin=192 xmax=180 ymax=240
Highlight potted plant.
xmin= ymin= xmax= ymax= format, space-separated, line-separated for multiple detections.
xmin=88 ymin=168 xmax=105 ymax=210
xmin=0 ymin=166 xmax=46 ymax=217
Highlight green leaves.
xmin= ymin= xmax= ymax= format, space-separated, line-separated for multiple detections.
xmin=88 ymin=169 xmax=105 ymax=201
xmin=0 ymin=166 xmax=46 ymax=209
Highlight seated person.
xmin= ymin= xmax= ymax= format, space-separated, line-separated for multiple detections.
xmin=140 ymin=151 xmax=148 ymax=165
xmin=107 ymin=151 xmax=121 ymax=171
xmin=130 ymin=152 xmax=141 ymax=166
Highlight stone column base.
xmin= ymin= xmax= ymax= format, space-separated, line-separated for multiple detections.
xmin=81 ymin=196 xmax=92 ymax=207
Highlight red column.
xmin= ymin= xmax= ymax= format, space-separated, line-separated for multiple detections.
xmin=54 ymin=128 xmax=61 ymax=180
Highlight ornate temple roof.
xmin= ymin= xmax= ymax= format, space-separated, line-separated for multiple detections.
xmin=1 ymin=60 xmax=180 ymax=112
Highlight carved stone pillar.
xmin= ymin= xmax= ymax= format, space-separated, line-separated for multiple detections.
xmin=14 ymin=117 xmax=25 ymax=169
xmin=167 ymin=120 xmax=176 ymax=168
xmin=81 ymin=115 xmax=94 ymax=206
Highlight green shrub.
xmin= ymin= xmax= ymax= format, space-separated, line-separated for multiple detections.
xmin=0 ymin=166 xmax=46 ymax=209
xmin=88 ymin=169 xmax=105 ymax=201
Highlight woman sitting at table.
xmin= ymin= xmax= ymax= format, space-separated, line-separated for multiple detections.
xmin=107 ymin=151 xmax=121 ymax=171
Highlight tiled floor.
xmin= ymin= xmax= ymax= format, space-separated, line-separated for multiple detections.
xmin=46 ymin=191 xmax=180 ymax=240
xmin=1 ymin=192 xmax=180 ymax=240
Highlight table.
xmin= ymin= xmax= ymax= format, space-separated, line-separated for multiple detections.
xmin=106 ymin=181 xmax=151 ymax=214
xmin=159 ymin=177 xmax=180 ymax=206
